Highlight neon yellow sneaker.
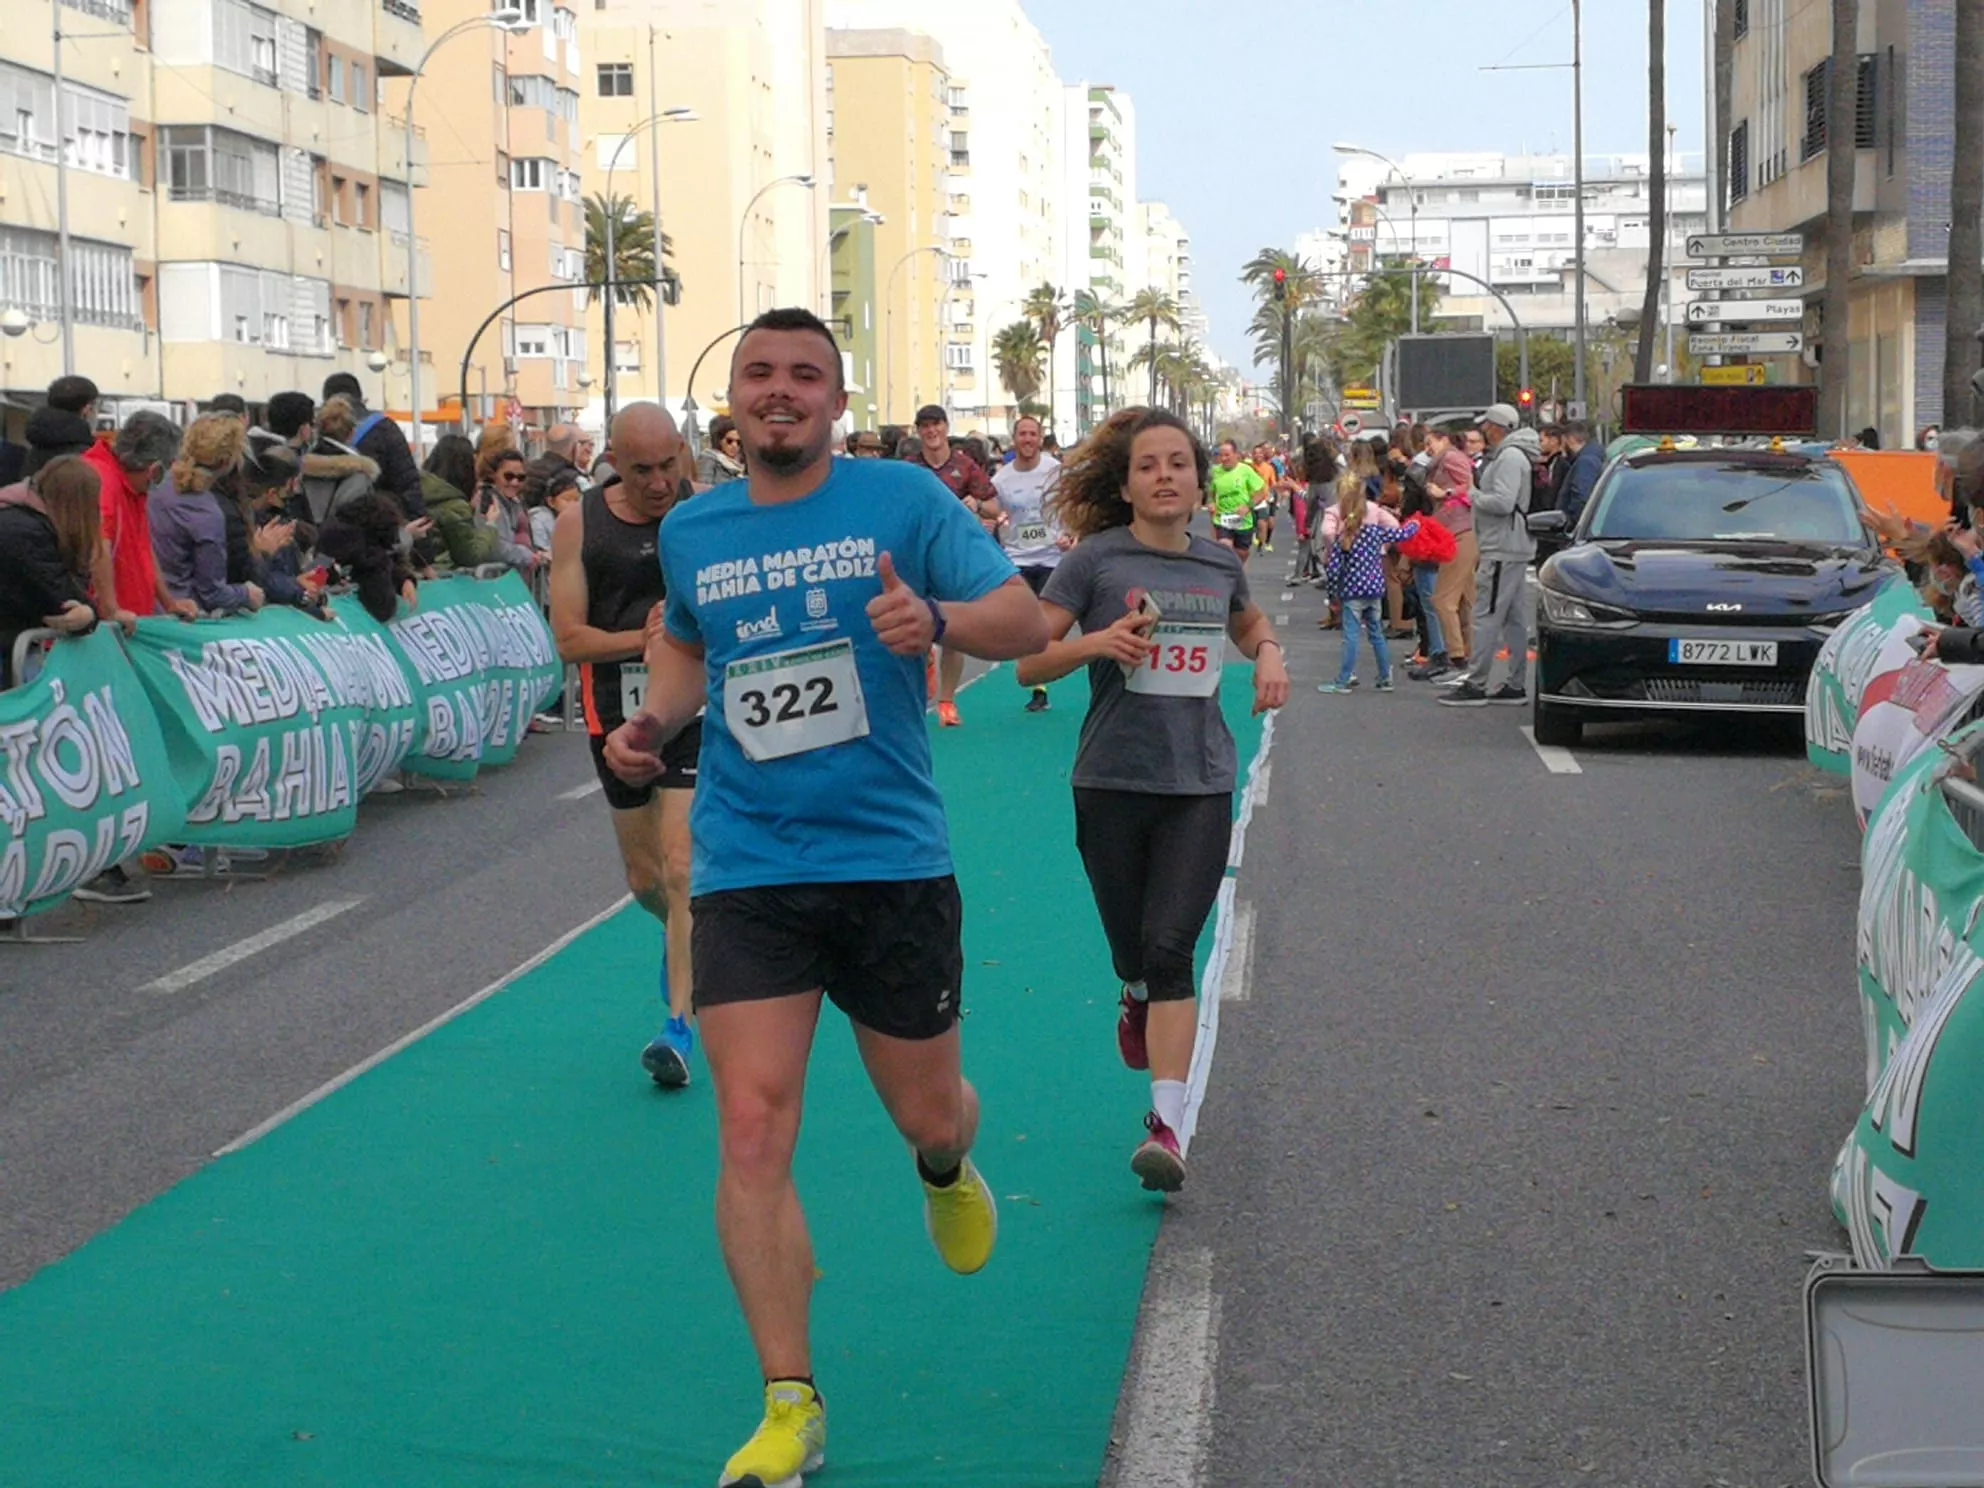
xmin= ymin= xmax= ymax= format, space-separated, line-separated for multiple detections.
xmin=922 ymin=1155 xmax=998 ymax=1274
xmin=717 ymin=1380 xmax=825 ymax=1488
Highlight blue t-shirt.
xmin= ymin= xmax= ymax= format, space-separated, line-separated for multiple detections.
xmin=660 ymin=458 xmax=1019 ymax=894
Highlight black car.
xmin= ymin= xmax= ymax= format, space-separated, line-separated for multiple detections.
xmin=1528 ymin=447 xmax=1893 ymax=746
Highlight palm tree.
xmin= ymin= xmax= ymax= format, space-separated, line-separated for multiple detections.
xmin=1071 ymin=289 xmax=1120 ymax=421
xmin=1123 ymin=288 xmax=1181 ymax=405
xmin=1819 ymin=0 xmax=1860 ymax=438
xmin=991 ymin=320 xmax=1045 ymax=424
xmin=583 ymin=193 xmax=678 ymax=309
xmin=1021 ymin=282 xmax=1067 ymax=433
xmin=1634 ymin=0 xmax=1667 ymax=382
xmin=1947 ymin=0 xmax=1984 ymax=425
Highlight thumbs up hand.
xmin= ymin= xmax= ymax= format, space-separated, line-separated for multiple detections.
xmin=867 ymin=551 xmax=939 ymax=656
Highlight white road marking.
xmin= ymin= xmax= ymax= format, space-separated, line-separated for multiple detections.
xmin=1220 ymin=900 xmax=1255 ymax=1006
xmin=1114 ymin=1246 xmax=1220 ymax=1488
xmin=1279 ymin=591 xmax=1295 ymax=602
xmin=142 ymin=899 xmax=366 ymax=995
xmin=1519 ymin=724 xmax=1584 ymax=775
xmin=1251 ymin=755 xmax=1272 ymax=810
xmin=1274 ymin=612 xmax=1289 ymax=627
xmin=213 ymin=895 xmax=634 ymax=1156
xmin=557 ymin=779 xmax=604 ymax=801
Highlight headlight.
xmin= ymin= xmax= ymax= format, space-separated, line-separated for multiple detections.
xmin=1539 ymin=586 xmax=1638 ymax=628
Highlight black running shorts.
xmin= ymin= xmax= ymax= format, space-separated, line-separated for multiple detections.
xmin=691 ymin=876 xmax=965 ymax=1041
xmin=1219 ymin=524 xmax=1255 ymax=553
xmin=588 ymin=717 xmax=703 ymax=810
xmin=1019 ymin=564 xmax=1054 ymax=596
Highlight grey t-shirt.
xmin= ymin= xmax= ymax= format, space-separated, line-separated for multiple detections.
xmin=1041 ymin=525 xmax=1251 ymax=795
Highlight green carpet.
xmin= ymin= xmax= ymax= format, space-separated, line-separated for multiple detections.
xmin=0 ymin=666 xmax=1264 ymax=1488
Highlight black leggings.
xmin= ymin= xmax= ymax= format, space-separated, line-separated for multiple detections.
xmin=1072 ymin=788 xmax=1234 ymax=1003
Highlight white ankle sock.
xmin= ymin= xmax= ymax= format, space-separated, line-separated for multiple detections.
xmin=1151 ymin=1079 xmax=1186 ymax=1135
xmin=1126 ymin=981 xmax=1149 ymax=1002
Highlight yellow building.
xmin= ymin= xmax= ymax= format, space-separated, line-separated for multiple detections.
xmin=825 ymin=28 xmax=948 ymax=427
xmin=2 ymin=0 xmax=430 ymax=432
xmin=384 ymin=0 xmax=589 ymax=438
xmin=578 ymin=0 xmax=828 ymax=435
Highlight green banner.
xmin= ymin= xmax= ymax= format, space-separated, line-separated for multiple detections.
xmin=123 ymin=607 xmax=414 ymax=849
xmin=1831 ymin=717 xmax=1984 ymax=1265
xmin=386 ymin=575 xmax=560 ymax=781
xmin=1805 ymin=574 xmax=1931 ymax=776
xmin=320 ymin=597 xmax=427 ymax=794
xmin=0 ymin=628 xmax=184 ymax=918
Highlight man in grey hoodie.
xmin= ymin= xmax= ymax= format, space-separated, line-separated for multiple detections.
xmin=1440 ymin=403 xmax=1539 ymax=706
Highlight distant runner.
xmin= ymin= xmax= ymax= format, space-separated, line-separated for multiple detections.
xmin=1016 ymin=408 xmax=1289 ymax=1192
xmin=1207 ymin=440 xmax=1265 ymax=563
xmin=991 ymin=413 xmax=1067 ymax=712
xmin=549 ymin=403 xmax=702 ymax=1087
xmin=603 ymin=309 xmax=1048 ymax=1488
xmin=906 ymin=404 xmax=1002 ymax=727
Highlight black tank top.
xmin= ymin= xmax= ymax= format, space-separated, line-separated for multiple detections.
xmin=580 ymin=483 xmax=664 ymax=733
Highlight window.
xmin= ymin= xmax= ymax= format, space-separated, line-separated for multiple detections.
xmin=509 ymin=156 xmax=549 ymax=190
xmin=305 ymin=28 xmax=323 ymax=99
xmin=162 ymin=124 xmax=280 ymax=214
xmin=508 ymin=323 xmax=552 ymax=357
xmin=497 ymin=228 xmax=511 ymax=270
xmin=328 ymin=55 xmax=345 ymax=103
xmin=0 ymin=63 xmax=130 ymax=178
xmin=947 ymin=84 xmax=966 ymax=116
xmin=352 ymin=62 xmax=368 ymax=112
xmin=511 ymin=73 xmax=557 ymax=109
xmin=1886 ymin=45 xmax=1898 ymax=177
xmin=1855 ymin=54 xmax=1877 ymax=150
xmin=354 ymin=181 xmax=370 ymax=228
xmin=0 ymin=226 xmax=139 ymax=328
xmin=513 ymin=0 xmax=542 ymax=22
xmin=214 ymin=0 xmax=280 ymax=86
xmin=1733 ymin=0 xmax=1748 ymax=40
xmin=329 ymin=172 xmax=347 ymax=222
xmin=334 ymin=297 xmax=349 ymax=347
xmin=613 ymin=340 xmax=639 ymax=371
xmin=1802 ymin=62 xmax=1828 ymax=161
xmin=597 ymin=61 xmax=632 ymax=96
xmin=950 ymin=132 xmax=969 ymax=168
xmin=358 ymin=300 xmax=375 ymax=349
xmin=1728 ymin=120 xmax=1749 ymax=204
xmin=945 ymin=344 xmax=973 ymax=370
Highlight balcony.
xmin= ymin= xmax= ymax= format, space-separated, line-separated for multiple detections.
xmin=61 ymin=0 xmax=132 ymax=22
xmin=385 ymin=230 xmax=433 ymax=299
xmin=374 ymin=0 xmax=425 ymax=78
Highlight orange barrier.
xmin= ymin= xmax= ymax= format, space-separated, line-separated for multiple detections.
xmin=1830 ymin=450 xmax=1948 ymax=528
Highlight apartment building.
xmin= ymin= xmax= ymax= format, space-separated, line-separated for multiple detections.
xmin=578 ymin=0 xmax=827 ymax=431
xmin=1727 ymin=0 xmax=1958 ymax=444
xmin=378 ymin=0 xmax=588 ymax=439
xmin=826 ymin=201 xmax=881 ymax=430
xmin=2 ymin=0 xmax=428 ymax=434
xmin=1047 ymin=82 xmax=1138 ymax=438
xmin=1328 ymin=151 xmax=1710 ymax=344
xmin=825 ymin=27 xmax=948 ymax=426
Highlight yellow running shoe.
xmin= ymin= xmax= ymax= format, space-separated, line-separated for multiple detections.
xmin=718 ymin=1381 xmax=826 ymax=1488
xmin=922 ymin=1155 xmax=998 ymax=1274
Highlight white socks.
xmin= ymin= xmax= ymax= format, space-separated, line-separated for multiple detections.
xmin=1151 ymin=1079 xmax=1186 ymax=1135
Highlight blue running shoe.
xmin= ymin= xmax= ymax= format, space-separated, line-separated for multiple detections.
xmin=641 ymin=1015 xmax=694 ymax=1089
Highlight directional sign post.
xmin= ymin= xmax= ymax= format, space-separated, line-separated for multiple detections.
xmin=1686 ymin=299 xmax=1803 ymax=324
xmin=1686 ymin=232 xmax=1805 ymax=259
xmin=1686 ymin=265 xmax=1806 ymax=292
xmin=1689 ymin=331 xmax=1805 ymax=356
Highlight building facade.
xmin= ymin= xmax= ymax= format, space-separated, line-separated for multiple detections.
xmin=825 ymin=27 xmax=946 ymax=428
xmin=1727 ymin=0 xmax=1958 ymax=445
xmin=2 ymin=0 xmax=433 ymax=434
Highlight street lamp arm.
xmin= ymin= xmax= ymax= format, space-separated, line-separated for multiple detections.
xmin=459 ymin=278 xmax=652 ymax=431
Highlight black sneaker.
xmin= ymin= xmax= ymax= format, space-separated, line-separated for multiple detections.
xmin=71 ymin=865 xmax=152 ymax=905
xmin=1438 ymin=681 xmax=1491 ymax=707
xmin=1407 ymin=655 xmax=1451 ymax=681
xmin=1487 ymin=684 xmax=1528 ymax=705
xmin=1024 ymin=688 xmax=1050 ymax=713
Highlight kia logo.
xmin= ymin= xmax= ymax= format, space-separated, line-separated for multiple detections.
xmin=1707 ymin=602 xmax=1743 ymax=612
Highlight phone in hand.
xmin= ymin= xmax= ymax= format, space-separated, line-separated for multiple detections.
xmin=1907 ymin=631 xmax=1932 ymax=655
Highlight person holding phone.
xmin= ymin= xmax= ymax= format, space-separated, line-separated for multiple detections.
xmin=1016 ymin=407 xmax=1289 ymax=1193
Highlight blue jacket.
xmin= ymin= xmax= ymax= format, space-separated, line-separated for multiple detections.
xmin=1557 ymin=440 xmax=1605 ymax=528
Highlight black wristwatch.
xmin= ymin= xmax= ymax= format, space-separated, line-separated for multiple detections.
xmin=925 ymin=596 xmax=947 ymax=645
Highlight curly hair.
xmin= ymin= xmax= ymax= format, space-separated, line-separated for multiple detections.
xmin=1048 ymin=407 xmax=1209 ymax=541
xmin=476 ymin=444 xmax=526 ymax=487
xmin=171 ymin=413 xmax=247 ymax=494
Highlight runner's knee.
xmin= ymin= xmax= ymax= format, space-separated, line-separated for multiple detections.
xmin=1141 ymin=932 xmax=1198 ymax=1003
xmin=625 ymin=860 xmax=669 ymax=916
xmin=891 ymin=1087 xmax=969 ymax=1157
xmin=661 ymin=840 xmax=692 ymax=905
xmin=717 ymin=1085 xmax=803 ymax=1177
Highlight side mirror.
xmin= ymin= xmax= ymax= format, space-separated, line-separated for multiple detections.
xmin=1527 ymin=510 xmax=1570 ymax=538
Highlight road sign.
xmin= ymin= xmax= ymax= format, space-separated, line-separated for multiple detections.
xmin=1339 ymin=412 xmax=1364 ymax=435
xmin=1686 ymin=298 xmax=1803 ymax=324
xmin=1342 ymin=385 xmax=1382 ymax=410
xmin=1689 ymin=331 xmax=1805 ymax=355
xmin=1686 ymin=232 xmax=1805 ymax=259
xmin=1686 ymin=265 xmax=1806 ymax=291
xmin=1703 ymin=365 xmax=1769 ymax=386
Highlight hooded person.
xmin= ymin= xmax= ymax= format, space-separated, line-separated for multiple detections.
xmin=1440 ymin=403 xmax=1538 ymax=706
xmin=320 ymin=371 xmax=426 ymax=518
xmin=297 ymin=394 xmax=382 ymax=527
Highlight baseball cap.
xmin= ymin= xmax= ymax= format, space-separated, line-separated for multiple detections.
xmin=914 ymin=404 xmax=948 ymax=427
xmin=1476 ymin=403 xmax=1520 ymax=430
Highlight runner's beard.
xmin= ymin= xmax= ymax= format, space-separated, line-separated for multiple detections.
xmin=752 ymin=427 xmax=823 ymax=475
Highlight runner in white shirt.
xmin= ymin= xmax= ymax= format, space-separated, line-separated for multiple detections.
xmin=991 ymin=414 xmax=1068 ymax=713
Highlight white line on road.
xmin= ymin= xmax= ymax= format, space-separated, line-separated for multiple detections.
xmin=1220 ymin=900 xmax=1256 ymax=1006
xmin=1251 ymin=755 xmax=1272 ymax=810
xmin=557 ymin=779 xmax=604 ymax=801
xmin=1274 ymin=612 xmax=1289 ymax=627
xmin=1114 ymin=1246 xmax=1220 ymax=1488
xmin=213 ymin=894 xmax=633 ymax=1156
xmin=142 ymin=899 xmax=366 ymax=995
xmin=1279 ymin=591 xmax=1295 ymax=602
xmin=1519 ymin=724 xmax=1584 ymax=775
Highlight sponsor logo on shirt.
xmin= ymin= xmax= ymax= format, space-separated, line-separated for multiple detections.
xmin=801 ymin=585 xmax=839 ymax=634
xmin=735 ymin=606 xmax=783 ymax=643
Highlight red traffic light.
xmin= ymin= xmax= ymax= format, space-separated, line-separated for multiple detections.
xmin=1517 ymin=387 xmax=1535 ymax=408
xmin=1273 ymin=268 xmax=1287 ymax=284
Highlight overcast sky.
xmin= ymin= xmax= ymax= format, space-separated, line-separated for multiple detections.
xmin=1023 ymin=0 xmax=1710 ymax=371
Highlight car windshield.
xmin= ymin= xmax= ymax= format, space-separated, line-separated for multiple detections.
xmin=1586 ymin=461 xmax=1864 ymax=545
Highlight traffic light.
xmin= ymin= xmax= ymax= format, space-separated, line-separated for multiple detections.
xmin=1273 ymin=267 xmax=1287 ymax=305
xmin=1518 ymin=387 xmax=1536 ymax=413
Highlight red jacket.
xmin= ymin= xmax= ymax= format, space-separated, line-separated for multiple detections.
xmin=83 ymin=439 xmax=158 ymax=616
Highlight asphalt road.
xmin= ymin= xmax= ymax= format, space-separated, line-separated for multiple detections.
xmin=1107 ymin=559 xmax=1865 ymax=1488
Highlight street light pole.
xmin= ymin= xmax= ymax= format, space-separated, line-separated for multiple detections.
xmin=735 ymin=173 xmax=816 ymax=327
xmin=885 ymin=244 xmax=948 ymax=421
xmin=601 ymin=106 xmax=697 ymax=425
xmin=1572 ymin=0 xmax=1588 ymax=407
xmin=406 ymin=9 xmax=526 ymax=459
xmin=51 ymin=5 xmax=73 ymax=377
xmin=1333 ymin=143 xmax=1417 ymax=332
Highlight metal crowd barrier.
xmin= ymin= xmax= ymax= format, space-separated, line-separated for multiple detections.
xmin=9 ymin=627 xmax=58 ymax=693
